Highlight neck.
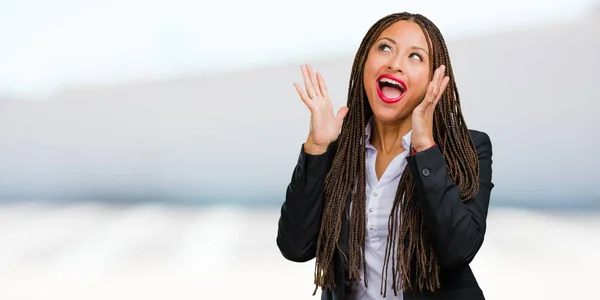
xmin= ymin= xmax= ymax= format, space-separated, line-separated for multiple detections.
xmin=370 ymin=116 xmax=412 ymax=156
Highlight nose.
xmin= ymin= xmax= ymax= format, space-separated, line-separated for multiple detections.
xmin=387 ymin=56 xmax=404 ymax=73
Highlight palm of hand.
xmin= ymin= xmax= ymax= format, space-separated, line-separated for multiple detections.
xmin=293 ymin=64 xmax=349 ymax=147
xmin=411 ymin=65 xmax=450 ymax=150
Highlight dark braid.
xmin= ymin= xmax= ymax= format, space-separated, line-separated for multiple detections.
xmin=313 ymin=12 xmax=480 ymax=296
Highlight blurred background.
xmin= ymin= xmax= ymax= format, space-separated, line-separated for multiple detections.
xmin=1 ymin=0 xmax=599 ymax=299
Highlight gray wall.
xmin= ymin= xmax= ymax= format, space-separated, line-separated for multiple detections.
xmin=0 ymin=13 xmax=598 ymax=208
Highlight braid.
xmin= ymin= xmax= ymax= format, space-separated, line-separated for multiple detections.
xmin=313 ymin=12 xmax=480 ymax=296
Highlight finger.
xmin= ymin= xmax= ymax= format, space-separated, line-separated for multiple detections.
xmin=434 ymin=76 xmax=450 ymax=103
xmin=294 ymin=82 xmax=314 ymax=111
xmin=414 ymin=83 xmax=433 ymax=115
xmin=335 ymin=106 xmax=349 ymax=125
xmin=428 ymin=76 xmax=450 ymax=114
xmin=306 ymin=64 xmax=322 ymax=97
xmin=435 ymin=65 xmax=446 ymax=92
xmin=422 ymin=68 xmax=439 ymax=104
xmin=430 ymin=66 xmax=442 ymax=102
xmin=300 ymin=65 xmax=317 ymax=99
xmin=430 ymin=65 xmax=440 ymax=85
xmin=423 ymin=79 xmax=436 ymax=105
xmin=316 ymin=72 xmax=329 ymax=98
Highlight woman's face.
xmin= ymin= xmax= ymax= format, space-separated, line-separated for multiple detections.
xmin=363 ymin=20 xmax=432 ymax=123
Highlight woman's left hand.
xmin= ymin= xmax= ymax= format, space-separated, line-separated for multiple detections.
xmin=411 ymin=65 xmax=450 ymax=152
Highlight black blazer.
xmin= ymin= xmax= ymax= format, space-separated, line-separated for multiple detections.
xmin=276 ymin=129 xmax=494 ymax=300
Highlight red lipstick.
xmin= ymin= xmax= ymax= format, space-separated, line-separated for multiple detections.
xmin=376 ymin=74 xmax=408 ymax=104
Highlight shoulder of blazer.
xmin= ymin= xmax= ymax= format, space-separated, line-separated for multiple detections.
xmin=467 ymin=129 xmax=492 ymax=151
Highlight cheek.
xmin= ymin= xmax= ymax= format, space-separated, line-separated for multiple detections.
xmin=363 ymin=70 xmax=373 ymax=90
xmin=409 ymin=70 xmax=431 ymax=98
xmin=363 ymin=58 xmax=377 ymax=79
xmin=363 ymin=59 xmax=379 ymax=94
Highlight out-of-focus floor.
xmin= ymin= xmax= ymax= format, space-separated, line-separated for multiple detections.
xmin=0 ymin=203 xmax=597 ymax=300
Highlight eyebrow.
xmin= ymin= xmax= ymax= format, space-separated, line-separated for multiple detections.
xmin=378 ymin=37 xmax=428 ymax=55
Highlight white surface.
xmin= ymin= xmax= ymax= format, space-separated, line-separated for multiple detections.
xmin=0 ymin=203 xmax=598 ymax=299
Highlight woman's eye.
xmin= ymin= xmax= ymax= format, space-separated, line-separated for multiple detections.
xmin=379 ymin=44 xmax=392 ymax=52
xmin=410 ymin=53 xmax=422 ymax=61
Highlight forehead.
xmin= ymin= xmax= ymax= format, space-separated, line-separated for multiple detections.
xmin=377 ymin=20 xmax=428 ymax=50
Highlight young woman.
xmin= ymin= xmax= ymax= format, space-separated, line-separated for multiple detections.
xmin=277 ymin=12 xmax=494 ymax=300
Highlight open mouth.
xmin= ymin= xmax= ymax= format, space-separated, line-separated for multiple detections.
xmin=376 ymin=74 xmax=407 ymax=103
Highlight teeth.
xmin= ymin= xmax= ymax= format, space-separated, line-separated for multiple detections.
xmin=379 ymin=77 xmax=403 ymax=88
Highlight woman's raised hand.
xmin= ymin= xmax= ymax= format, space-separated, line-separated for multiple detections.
xmin=293 ymin=64 xmax=348 ymax=155
xmin=411 ymin=65 xmax=449 ymax=152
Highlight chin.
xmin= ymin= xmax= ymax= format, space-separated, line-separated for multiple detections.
xmin=368 ymin=95 xmax=412 ymax=122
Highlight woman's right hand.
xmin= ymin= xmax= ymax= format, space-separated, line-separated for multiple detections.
xmin=293 ymin=64 xmax=349 ymax=155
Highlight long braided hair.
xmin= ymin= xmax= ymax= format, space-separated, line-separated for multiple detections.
xmin=313 ymin=12 xmax=480 ymax=296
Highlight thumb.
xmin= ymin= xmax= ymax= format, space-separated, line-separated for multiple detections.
xmin=413 ymin=98 xmax=429 ymax=116
xmin=335 ymin=106 xmax=349 ymax=126
xmin=415 ymin=82 xmax=436 ymax=113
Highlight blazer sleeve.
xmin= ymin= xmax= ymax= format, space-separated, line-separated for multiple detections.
xmin=405 ymin=130 xmax=494 ymax=269
xmin=276 ymin=140 xmax=338 ymax=262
